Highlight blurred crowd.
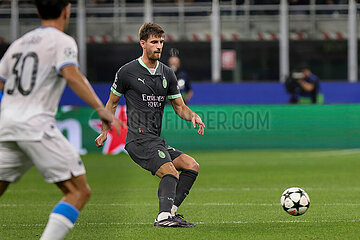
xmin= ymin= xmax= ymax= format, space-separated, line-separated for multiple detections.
xmin=87 ymin=0 xmax=350 ymax=3
xmin=0 ymin=0 xmax=352 ymax=7
xmin=0 ymin=0 xmax=350 ymax=19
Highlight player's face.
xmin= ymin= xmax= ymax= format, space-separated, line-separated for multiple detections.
xmin=144 ymin=35 xmax=164 ymax=61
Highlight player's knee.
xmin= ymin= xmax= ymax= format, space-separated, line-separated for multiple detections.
xmin=170 ymin=170 xmax=179 ymax=179
xmin=193 ymin=160 xmax=200 ymax=172
xmin=188 ymin=157 xmax=199 ymax=172
xmin=163 ymin=167 xmax=179 ymax=179
xmin=157 ymin=162 xmax=179 ymax=179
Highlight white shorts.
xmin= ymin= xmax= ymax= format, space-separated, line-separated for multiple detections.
xmin=0 ymin=126 xmax=85 ymax=183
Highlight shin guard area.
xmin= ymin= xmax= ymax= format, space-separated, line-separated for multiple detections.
xmin=158 ymin=174 xmax=178 ymax=214
xmin=174 ymin=169 xmax=198 ymax=207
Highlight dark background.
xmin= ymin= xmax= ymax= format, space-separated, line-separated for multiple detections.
xmin=0 ymin=40 xmax=356 ymax=82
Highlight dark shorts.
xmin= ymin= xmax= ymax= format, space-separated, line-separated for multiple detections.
xmin=125 ymin=138 xmax=183 ymax=175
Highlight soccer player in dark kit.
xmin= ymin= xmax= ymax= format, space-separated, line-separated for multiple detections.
xmin=95 ymin=23 xmax=205 ymax=227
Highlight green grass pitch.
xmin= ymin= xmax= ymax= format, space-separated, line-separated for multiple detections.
xmin=1 ymin=150 xmax=360 ymax=239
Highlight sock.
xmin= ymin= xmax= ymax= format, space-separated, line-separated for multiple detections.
xmin=40 ymin=201 xmax=80 ymax=240
xmin=174 ymin=169 xmax=198 ymax=207
xmin=157 ymin=212 xmax=171 ymax=221
xmin=171 ymin=205 xmax=178 ymax=216
xmin=158 ymin=174 xmax=178 ymax=219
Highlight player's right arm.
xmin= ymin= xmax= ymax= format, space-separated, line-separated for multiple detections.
xmin=102 ymin=91 xmax=122 ymax=131
xmin=0 ymin=80 xmax=4 ymax=91
xmin=95 ymin=68 xmax=127 ymax=148
xmin=94 ymin=91 xmax=122 ymax=147
xmin=61 ymin=65 xmax=121 ymax=135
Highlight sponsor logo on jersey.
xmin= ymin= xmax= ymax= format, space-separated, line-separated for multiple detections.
xmin=142 ymin=94 xmax=166 ymax=108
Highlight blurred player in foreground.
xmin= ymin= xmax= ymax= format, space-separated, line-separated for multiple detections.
xmin=95 ymin=23 xmax=205 ymax=227
xmin=0 ymin=1 xmax=121 ymax=239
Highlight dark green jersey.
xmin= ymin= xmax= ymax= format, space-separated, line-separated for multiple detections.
xmin=111 ymin=57 xmax=181 ymax=144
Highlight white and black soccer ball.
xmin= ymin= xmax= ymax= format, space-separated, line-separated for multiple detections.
xmin=280 ymin=187 xmax=310 ymax=216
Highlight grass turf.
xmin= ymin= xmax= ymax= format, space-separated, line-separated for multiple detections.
xmin=1 ymin=150 xmax=360 ymax=239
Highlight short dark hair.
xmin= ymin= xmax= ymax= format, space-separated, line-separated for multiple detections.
xmin=139 ymin=22 xmax=165 ymax=41
xmin=34 ymin=0 xmax=69 ymax=20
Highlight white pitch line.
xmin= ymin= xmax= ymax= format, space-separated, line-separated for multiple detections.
xmin=324 ymin=203 xmax=360 ymax=206
xmin=186 ymin=203 xmax=360 ymax=207
xmin=2 ymin=219 xmax=360 ymax=228
xmin=5 ymin=187 xmax=360 ymax=194
xmin=278 ymin=149 xmax=360 ymax=158
xmin=1 ymin=202 xmax=360 ymax=207
xmin=200 ymin=149 xmax=360 ymax=165
xmin=194 ymin=187 xmax=360 ymax=192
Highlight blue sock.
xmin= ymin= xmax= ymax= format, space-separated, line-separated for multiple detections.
xmin=40 ymin=202 xmax=80 ymax=240
xmin=51 ymin=201 xmax=79 ymax=225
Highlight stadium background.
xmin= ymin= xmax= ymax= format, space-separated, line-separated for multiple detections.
xmin=0 ymin=0 xmax=360 ymax=153
xmin=1 ymin=1 xmax=360 ymax=239
xmin=1 ymin=0 xmax=359 ymax=155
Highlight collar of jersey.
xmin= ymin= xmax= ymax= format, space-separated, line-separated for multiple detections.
xmin=137 ymin=57 xmax=159 ymax=75
xmin=38 ymin=26 xmax=56 ymax=29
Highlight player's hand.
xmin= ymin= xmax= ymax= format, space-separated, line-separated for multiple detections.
xmin=191 ymin=114 xmax=205 ymax=135
xmin=96 ymin=108 xmax=122 ymax=135
xmin=95 ymin=131 xmax=107 ymax=148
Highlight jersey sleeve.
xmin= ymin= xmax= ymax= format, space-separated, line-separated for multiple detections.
xmin=167 ymin=69 xmax=181 ymax=100
xmin=55 ymin=36 xmax=78 ymax=72
xmin=111 ymin=67 xmax=128 ymax=97
xmin=0 ymin=49 xmax=10 ymax=82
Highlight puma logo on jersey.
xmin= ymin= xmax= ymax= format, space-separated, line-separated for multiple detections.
xmin=137 ymin=78 xmax=145 ymax=84
xmin=167 ymin=146 xmax=175 ymax=151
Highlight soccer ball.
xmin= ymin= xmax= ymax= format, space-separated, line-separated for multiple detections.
xmin=280 ymin=187 xmax=310 ymax=216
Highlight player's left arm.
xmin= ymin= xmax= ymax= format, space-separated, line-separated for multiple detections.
xmin=167 ymin=68 xmax=204 ymax=135
xmin=170 ymin=97 xmax=205 ymax=135
xmin=0 ymin=80 xmax=4 ymax=91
